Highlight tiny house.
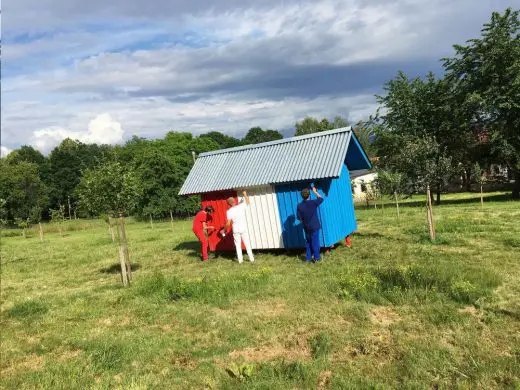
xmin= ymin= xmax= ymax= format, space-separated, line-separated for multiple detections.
xmin=179 ymin=127 xmax=372 ymax=251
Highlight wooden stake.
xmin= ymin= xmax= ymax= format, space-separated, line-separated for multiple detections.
xmin=119 ymin=214 xmax=132 ymax=284
xmin=114 ymin=219 xmax=126 ymax=285
xmin=480 ymin=185 xmax=484 ymax=209
xmin=170 ymin=211 xmax=174 ymax=232
xmin=39 ymin=222 xmax=44 ymax=242
xmin=394 ymin=191 xmax=400 ymax=220
xmin=119 ymin=245 xmax=129 ymax=287
xmin=426 ymin=185 xmax=436 ymax=241
xmin=108 ymin=217 xmax=115 ymax=242
xmin=68 ymin=196 xmax=72 ymax=221
xmin=149 ymin=214 xmax=154 ymax=229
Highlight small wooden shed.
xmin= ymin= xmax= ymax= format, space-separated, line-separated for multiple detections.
xmin=179 ymin=127 xmax=372 ymax=251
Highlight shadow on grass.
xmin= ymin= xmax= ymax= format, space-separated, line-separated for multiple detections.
xmin=100 ymin=263 xmax=141 ymax=274
xmin=401 ymin=193 xmax=514 ymax=208
xmin=490 ymin=308 xmax=520 ymax=321
xmin=357 ymin=193 xmax=516 ymax=210
xmin=173 ymin=240 xmax=204 ymax=260
xmin=354 ymin=232 xmax=385 ymax=239
xmin=174 ymin=240 xmax=306 ymax=261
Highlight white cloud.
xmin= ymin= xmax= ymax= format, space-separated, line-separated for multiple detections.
xmin=1 ymin=146 xmax=13 ymax=158
xmin=30 ymin=113 xmax=125 ymax=153
xmin=1 ymin=0 xmax=513 ymax=152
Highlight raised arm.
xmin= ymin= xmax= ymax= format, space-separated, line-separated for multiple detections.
xmin=242 ymin=190 xmax=250 ymax=205
xmin=312 ymin=187 xmax=322 ymax=199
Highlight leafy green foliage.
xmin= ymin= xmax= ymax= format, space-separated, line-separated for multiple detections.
xmin=443 ymin=7 xmax=520 ymax=197
xmin=49 ymin=205 xmax=65 ymax=235
xmin=47 ymin=139 xmax=115 ymax=210
xmin=5 ymin=145 xmax=51 ymax=181
xmin=242 ymin=127 xmax=283 ymax=145
xmin=374 ymin=169 xmax=405 ymax=197
xmin=226 ymin=362 xmax=255 ymax=381
xmin=374 ymin=73 xmax=458 ymax=201
xmin=199 ymin=131 xmax=242 ymax=149
xmin=14 ymin=217 xmax=30 ymax=237
xmin=76 ymin=161 xmax=142 ymax=217
xmin=0 ymin=160 xmax=48 ymax=223
xmin=473 ymin=162 xmax=487 ymax=186
xmin=294 ymin=116 xmax=350 ymax=136
xmin=49 ymin=206 xmax=65 ymax=223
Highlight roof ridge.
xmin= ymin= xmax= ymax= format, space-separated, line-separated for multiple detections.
xmin=198 ymin=126 xmax=352 ymax=157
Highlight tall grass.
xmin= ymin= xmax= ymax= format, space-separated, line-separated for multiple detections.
xmin=338 ymin=263 xmax=501 ymax=305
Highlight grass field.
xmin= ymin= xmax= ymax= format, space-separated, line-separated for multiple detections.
xmin=1 ymin=192 xmax=520 ymax=389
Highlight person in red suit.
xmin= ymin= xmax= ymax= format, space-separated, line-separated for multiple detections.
xmin=192 ymin=206 xmax=215 ymax=261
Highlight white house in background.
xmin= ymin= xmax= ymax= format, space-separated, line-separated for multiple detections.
xmin=350 ymin=169 xmax=377 ymax=201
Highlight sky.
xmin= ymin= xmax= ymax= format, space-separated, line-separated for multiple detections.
xmin=1 ymin=0 xmax=517 ymax=155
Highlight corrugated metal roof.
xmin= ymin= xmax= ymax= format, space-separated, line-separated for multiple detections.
xmin=179 ymin=127 xmax=355 ymax=195
xmin=349 ymin=169 xmax=373 ymax=180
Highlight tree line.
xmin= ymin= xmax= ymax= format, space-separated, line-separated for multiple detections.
xmin=1 ymin=122 xmax=364 ymax=226
xmin=0 ymin=127 xmax=287 ymax=225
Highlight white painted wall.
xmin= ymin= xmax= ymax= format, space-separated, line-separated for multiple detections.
xmin=237 ymin=185 xmax=284 ymax=249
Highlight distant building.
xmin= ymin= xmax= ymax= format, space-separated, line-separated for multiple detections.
xmin=350 ymin=169 xmax=377 ymax=202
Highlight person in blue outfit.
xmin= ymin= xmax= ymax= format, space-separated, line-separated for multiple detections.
xmin=297 ymin=186 xmax=324 ymax=263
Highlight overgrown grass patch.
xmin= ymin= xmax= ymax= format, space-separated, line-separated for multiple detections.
xmin=339 ymin=263 xmax=501 ymax=306
xmin=309 ymin=332 xmax=331 ymax=359
xmin=135 ymin=267 xmax=273 ymax=306
xmin=503 ymin=237 xmax=520 ymax=248
xmin=7 ymin=299 xmax=49 ymax=320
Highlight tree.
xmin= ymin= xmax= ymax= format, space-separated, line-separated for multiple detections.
xmin=199 ymin=131 xmax=242 ymax=149
xmin=50 ymin=205 xmax=65 ymax=237
xmin=242 ymin=127 xmax=283 ymax=145
xmin=443 ymin=8 xmax=520 ymax=198
xmin=132 ymin=149 xmax=184 ymax=218
xmin=76 ymin=161 xmax=142 ymax=287
xmin=399 ymin=136 xmax=452 ymax=240
xmin=0 ymin=199 xmax=7 ymax=227
xmin=375 ymin=169 xmax=405 ymax=219
xmin=294 ymin=116 xmax=350 ymax=136
xmin=472 ymin=162 xmax=488 ymax=208
xmin=374 ymin=72 xmax=463 ymax=204
xmin=48 ymin=138 xmax=115 ymax=211
xmin=76 ymin=161 xmax=141 ymax=217
xmin=6 ymin=145 xmax=50 ymax=182
xmin=0 ymin=160 xmax=48 ymax=224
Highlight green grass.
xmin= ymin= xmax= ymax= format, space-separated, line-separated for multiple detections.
xmin=1 ymin=192 xmax=520 ymax=389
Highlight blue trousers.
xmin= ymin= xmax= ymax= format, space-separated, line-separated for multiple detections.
xmin=305 ymin=229 xmax=321 ymax=261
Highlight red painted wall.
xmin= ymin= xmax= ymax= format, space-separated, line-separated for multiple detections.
xmin=201 ymin=190 xmax=238 ymax=252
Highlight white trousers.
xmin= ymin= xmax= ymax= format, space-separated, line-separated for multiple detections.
xmin=233 ymin=231 xmax=254 ymax=263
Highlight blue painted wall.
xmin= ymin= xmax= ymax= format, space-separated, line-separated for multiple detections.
xmin=275 ymin=164 xmax=357 ymax=248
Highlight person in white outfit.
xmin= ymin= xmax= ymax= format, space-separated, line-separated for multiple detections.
xmin=224 ymin=190 xmax=255 ymax=264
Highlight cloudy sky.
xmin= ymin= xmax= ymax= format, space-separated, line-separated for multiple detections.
xmin=1 ymin=0 xmax=516 ymax=155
